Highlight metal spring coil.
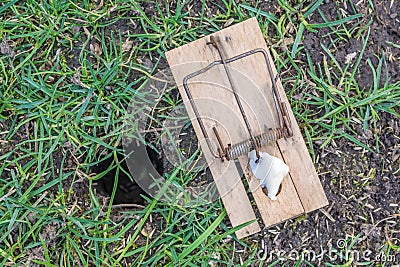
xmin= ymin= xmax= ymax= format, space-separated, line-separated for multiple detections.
xmin=226 ymin=128 xmax=284 ymax=160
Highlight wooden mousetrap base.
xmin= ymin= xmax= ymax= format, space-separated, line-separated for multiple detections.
xmin=166 ymin=18 xmax=328 ymax=239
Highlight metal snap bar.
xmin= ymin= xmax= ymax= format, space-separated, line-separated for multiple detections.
xmin=182 ymin=35 xmax=293 ymax=161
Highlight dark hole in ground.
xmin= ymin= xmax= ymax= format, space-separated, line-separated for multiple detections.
xmin=91 ymin=121 xmax=215 ymax=205
xmin=91 ymin=144 xmax=163 ymax=205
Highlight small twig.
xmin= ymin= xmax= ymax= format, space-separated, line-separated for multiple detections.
xmin=112 ymin=203 xmax=145 ymax=209
xmin=139 ymin=125 xmax=182 ymax=134
xmin=320 ymin=208 xmax=336 ymax=223
xmin=71 ymin=67 xmax=90 ymax=89
xmin=0 ymin=188 xmax=16 ymax=202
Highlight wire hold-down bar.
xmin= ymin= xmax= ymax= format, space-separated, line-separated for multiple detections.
xmin=182 ymin=35 xmax=293 ymax=161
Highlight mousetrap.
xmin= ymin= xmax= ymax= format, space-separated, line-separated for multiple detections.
xmin=166 ymin=18 xmax=328 ymax=238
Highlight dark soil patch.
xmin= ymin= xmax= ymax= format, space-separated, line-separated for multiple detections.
xmin=302 ymin=0 xmax=400 ymax=89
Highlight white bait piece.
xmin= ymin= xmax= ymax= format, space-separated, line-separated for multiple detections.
xmin=248 ymin=150 xmax=289 ymax=200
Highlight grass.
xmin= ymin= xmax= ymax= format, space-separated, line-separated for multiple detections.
xmin=302 ymin=41 xmax=400 ymax=154
xmin=0 ymin=0 xmax=399 ymax=266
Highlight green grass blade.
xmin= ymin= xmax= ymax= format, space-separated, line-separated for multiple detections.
xmin=291 ymin=23 xmax=305 ymax=58
xmin=309 ymin=14 xmax=363 ymax=29
xmin=303 ymin=0 xmax=324 ymax=18
xmin=173 ymin=209 xmax=226 ymax=264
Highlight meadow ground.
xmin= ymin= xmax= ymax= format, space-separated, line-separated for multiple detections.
xmin=0 ymin=0 xmax=399 ymax=266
